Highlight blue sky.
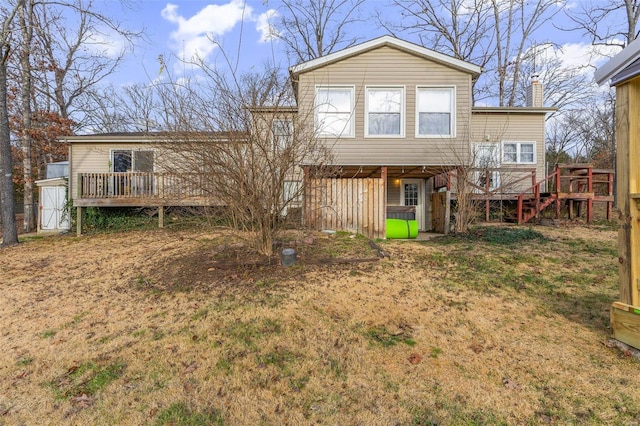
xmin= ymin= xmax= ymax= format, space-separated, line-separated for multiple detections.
xmin=99 ymin=0 xmax=619 ymax=89
xmin=104 ymin=0 xmax=292 ymax=84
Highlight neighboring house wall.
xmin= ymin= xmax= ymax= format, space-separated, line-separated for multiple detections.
xmin=294 ymin=45 xmax=473 ymax=166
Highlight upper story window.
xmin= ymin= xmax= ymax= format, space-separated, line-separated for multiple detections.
xmin=502 ymin=141 xmax=535 ymax=164
xmin=315 ymin=86 xmax=354 ymax=137
xmin=366 ymin=87 xmax=404 ymax=137
xmin=416 ymin=87 xmax=455 ymax=137
xmin=272 ymin=118 xmax=294 ymax=150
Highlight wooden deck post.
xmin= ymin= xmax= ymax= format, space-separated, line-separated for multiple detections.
xmin=444 ymin=191 xmax=451 ymax=234
xmin=381 ymin=166 xmax=387 ymax=239
xmin=158 ymin=206 xmax=164 ymax=228
xmin=607 ymin=171 xmax=614 ymax=220
xmin=587 ymin=166 xmax=593 ymax=223
xmin=610 ymin=78 xmax=640 ymax=349
xmin=76 ymin=206 xmax=83 ymax=236
xmin=555 ymin=165 xmax=561 ymax=219
xmin=616 ymin=81 xmax=637 ymax=307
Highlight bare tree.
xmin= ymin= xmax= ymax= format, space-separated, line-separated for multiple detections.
xmin=380 ymin=0 xmax=495 ymax=102
xmin=4 ymin=0 xmax=138 ymax=232
xmin=273 ymin=0 xmax=366 ymax=63
xmin=489 ymin=0 xmax=564 ymax=107
xmin=155 ymin=60 xmax=334 ymax=256
xmin=82 ymin=82 xmax=169 ymax=133
xmin=563 ymin=0 xmax=640 ymax=48
xmin=545 ymin=111 xmax=584 ymax=166
xmin=514 ymin=43 xmax=594 ymax=112
xmin=31 ymin=0 xmax=136 ymax=124
xmin=17 ymin=0 xmax=35 ymax=231
xmin=384 ymin=0 xmax=565 ymax=106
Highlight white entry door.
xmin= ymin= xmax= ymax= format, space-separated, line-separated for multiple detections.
xmin=401 ymin=179 xmax=425 ymax=231
xmin=41 ymin=186 xmax=69 ymax=231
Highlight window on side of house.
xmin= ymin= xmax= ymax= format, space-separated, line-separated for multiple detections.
xmin=502 ymin=142 xmax=535 ymax=164
xmin=366 ymin=87 xmax=404 ymax=137
xmin=416 ymin=87 xmax=455 ymax=137
xmin=283 ymin=180 xmax=302 ymax=203
xmin=315 ymin=87 xmax=354 ymax=137
xmin=473 ymin=143 xmax=500 ymax=192
xmin=112 ymin=150 xmax=154 ymax=172
xmin=272 ymin=118 xmax=294 ymax=150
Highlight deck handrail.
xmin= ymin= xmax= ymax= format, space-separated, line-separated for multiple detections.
xmin=446 ymin=168 xmax=537 ymax=196
xmin=77 ymin=172 xmax=213 ymax=200
xmin=516 ymin=168 xmax=560 ymax=224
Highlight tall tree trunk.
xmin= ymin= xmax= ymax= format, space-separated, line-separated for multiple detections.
xmin=0 ymin=54 xmax=18 ymax=246
xmin=19 ymin=0 xmax=35 ymax=232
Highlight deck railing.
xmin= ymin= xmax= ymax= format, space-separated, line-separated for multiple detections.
xmin=442 ymin=168 xmax=537 ymax=196
xmin=77 ymin=172 xmax=213 ymax=200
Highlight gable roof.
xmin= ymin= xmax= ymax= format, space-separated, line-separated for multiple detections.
xmin=594 ymin=37 xmax=640 ymax=85
xmin=289 ymin=35 xmax=482 ymax=78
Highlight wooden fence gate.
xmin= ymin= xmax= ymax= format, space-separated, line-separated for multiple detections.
xmin=431 ymin=191 xmax=450 ymax=234
xmin=305 ymin=177 xmax=386 ymax=239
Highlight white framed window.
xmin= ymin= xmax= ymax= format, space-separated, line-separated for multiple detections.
xmin=473 ymin=143 xmax=500 ymax=192
xmin=365 ymin=86 xmax=404 ymax=137
xmin=315 ymin=86 xmax=354 ymax=137
xmin=272 ymin=119 xmax=294 ymax=150
xmin=416 ymin=87 xmax=455 ymax=137
xmin=502 ymin=141 xmax=535 ymax=164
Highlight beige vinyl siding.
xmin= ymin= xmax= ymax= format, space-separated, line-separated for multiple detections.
xmin=387 ymin=178 xmax=401 ymax=205
xmin=295 ymin=46 xmax=472 ymax=166
xmin=69 ymin=142 xmax=156 ymax=200
xmin=471 ymin=112 xmax=546 ymax=192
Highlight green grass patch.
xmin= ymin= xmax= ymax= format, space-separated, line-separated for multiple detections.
xmin=19 ymin=234 xmax=45 ymax=242
xmin=46 ymin=361 xmax=126 ymax=400
xmin=364 ymin=326 xmax=415 ymax=347
xmin=16 ymin=356 xmax=33 ymax=366
xmin=191 ymin=308 xmax=208 ymax=321
xmin=39 ymin=329 xmax=57 ymax=338
xmin=256 ymin=348 xmax=296 ymax=370
xmin=434 ymin=226 xmax=546 ymax=246
xmin=223 ymin=318 xmax=282 ymax=349
xmin=155 ymin=401 xmax=224 ymax=426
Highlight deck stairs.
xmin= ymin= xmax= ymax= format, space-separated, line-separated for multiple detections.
xmin=514 ymin=163 xmax=614 ymax=224
xmin=515 ymin=168 xmax=560 ymax=224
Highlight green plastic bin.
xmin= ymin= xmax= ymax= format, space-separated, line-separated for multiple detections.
xmin=386 ymin=218 xmax=418 ymax=239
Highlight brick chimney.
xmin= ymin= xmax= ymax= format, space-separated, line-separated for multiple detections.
xmin=526 ymin=75 xmax=543 ymax=107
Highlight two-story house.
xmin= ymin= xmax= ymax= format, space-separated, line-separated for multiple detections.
xmin=64 ymin=36 xmax=553 ymax=237
xmin=289 ymin=36 xmax=553 ymax=237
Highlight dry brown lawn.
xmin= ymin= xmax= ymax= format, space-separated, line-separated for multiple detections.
xmin=0 ymin=224 xmax=638 ymax=425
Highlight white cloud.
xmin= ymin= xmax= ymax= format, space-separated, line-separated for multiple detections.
xmin=557 ymin=42 xmax=621 ymax=71
xmin=524 ymin=41 xmax=622 ymax=78
xmin=86 ymin=27 xmax=128 ymax=59
xmin=161 ymin=0 xmax=253 ymax=66
xmin=256 ymin=9 xmax=279 ymax=43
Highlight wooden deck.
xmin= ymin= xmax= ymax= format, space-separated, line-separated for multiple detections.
xmin=441 ymin=164 xmax=614 ymax=224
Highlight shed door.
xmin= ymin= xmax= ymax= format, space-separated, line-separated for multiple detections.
xmin=41 ymin=186 xmax=69 ymax=230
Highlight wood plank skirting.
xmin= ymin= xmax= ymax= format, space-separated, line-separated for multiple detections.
xmin=304 ymin=176 xmax=386 ymax=239
xmin=611 ymin=302 xmax=640 ymax=350
xmin=75 ymin=172 xmax=219 ymax=207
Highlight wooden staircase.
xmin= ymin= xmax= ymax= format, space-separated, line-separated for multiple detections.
xmin=515 ymin=164 xmax=614 ymax=225
xmin=516 ymin=168 xmax=560 ymax=224
xmin=442 ymin=164 xmax=614 ymax=225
